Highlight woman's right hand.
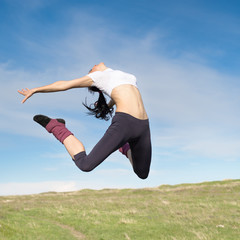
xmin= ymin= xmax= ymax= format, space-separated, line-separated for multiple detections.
xmin=18 ymin=88 xmax=35 ymax=104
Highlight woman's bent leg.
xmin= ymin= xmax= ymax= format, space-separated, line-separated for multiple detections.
xmin=63 ymin=135 xmax=85 ymax=158
xmin=34 ymin=114 xmax=85 ymax=158
xmin=73 ymin=117 xmax=129 ymax=172
xmin=129 ymin=125 xmax=152 ymax=179
xmin=34 ymin=115 xmax=73 ymax=144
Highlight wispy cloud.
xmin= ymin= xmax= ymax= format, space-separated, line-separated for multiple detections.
xmin=0 ymin=171 xmax=142 ymax=196
xmin=0 ymin=181 xmax=78 ymax=196
xmin=2 ymin=15 xmax=240 ymax=161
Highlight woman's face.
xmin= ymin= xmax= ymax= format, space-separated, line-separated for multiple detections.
xmin=89 ymin=62 xmax=106 ymax=73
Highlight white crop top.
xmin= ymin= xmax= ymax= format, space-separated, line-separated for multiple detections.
xmin=87 ymin=68 xmax=138 ymax=97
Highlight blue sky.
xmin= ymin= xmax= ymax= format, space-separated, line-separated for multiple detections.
xmin=1 ymin=0 xmax=240 ymax=195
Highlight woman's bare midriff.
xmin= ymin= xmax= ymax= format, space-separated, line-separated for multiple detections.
xmin=111 ymin=85 xmax=148 ymax=120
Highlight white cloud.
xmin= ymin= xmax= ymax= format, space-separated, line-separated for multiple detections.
xmin=0 ymin=172 xmax=144 ymax=196
xmin=0 ymin=181 xmax=78 ymax=196
xmin=183 ymin=138 xmax=240 ymax=160
xmin=152 ymin=125 xmax=240 ymax=161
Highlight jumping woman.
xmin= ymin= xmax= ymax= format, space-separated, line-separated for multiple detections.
xmin=18 ymin=62 xmax=152 ymax=179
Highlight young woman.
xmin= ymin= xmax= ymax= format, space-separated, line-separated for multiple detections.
xmin=18 ymin=62 xmax=152 ymax=179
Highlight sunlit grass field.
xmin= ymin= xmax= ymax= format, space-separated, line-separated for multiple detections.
xmin=0 ymin=179 xmax=239 ymax=240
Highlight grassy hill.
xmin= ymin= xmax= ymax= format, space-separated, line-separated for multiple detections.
xmin=0 ymin=179 xmax=240 ymax=240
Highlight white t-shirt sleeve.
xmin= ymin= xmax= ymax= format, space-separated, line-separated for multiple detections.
xmin=87 ymin=71 xmax=103 ymax=86
xmin=87 ymin=70 xmax=111 ymax=95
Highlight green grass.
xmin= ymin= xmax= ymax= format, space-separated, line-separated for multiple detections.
xmin=0 ymin=179 xmax=240 ymax=240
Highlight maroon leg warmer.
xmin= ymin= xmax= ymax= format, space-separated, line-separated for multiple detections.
xmin=46 ymin=119 xmax=73 ymax=144
xmin=119 ymin=142 xmax=130 ymax=157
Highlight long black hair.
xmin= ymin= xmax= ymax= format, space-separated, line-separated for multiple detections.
xmin=83 ymin=86 xmax=114 ymax=121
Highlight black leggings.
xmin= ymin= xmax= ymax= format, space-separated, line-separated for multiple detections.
xmin=73 ymin=112 xmax=152 ymax=179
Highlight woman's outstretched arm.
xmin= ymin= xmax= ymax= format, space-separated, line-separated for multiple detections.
xmin=18 ymin=76 xmax=93 ymax=103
